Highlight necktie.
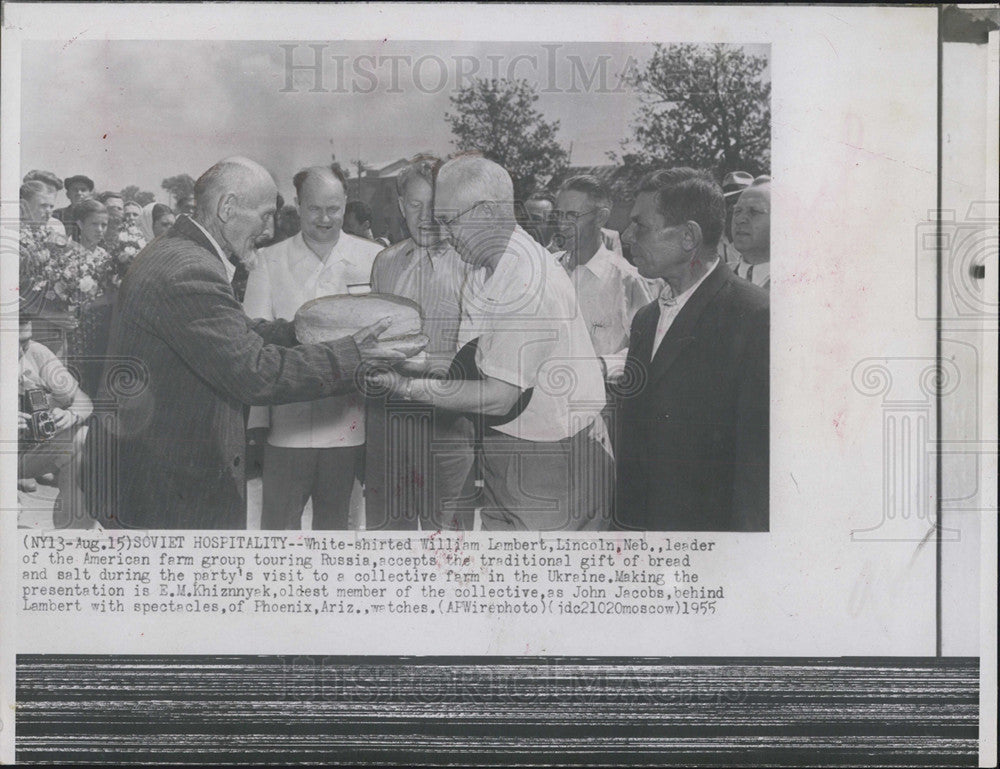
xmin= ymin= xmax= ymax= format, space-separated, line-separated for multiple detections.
xmin=747 ymin=263 xmax=754 ymax=282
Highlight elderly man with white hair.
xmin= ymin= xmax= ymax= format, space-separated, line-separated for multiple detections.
xmin=87 ymin=156 xmax=425 ymax=530
xmin=373 ymin=155 xmax=613 ymax=531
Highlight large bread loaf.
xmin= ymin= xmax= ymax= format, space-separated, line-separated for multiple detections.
xmin=294 ymin=293 xmax=423 ymax=344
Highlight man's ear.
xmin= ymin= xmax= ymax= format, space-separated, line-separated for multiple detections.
xmin=216 ymin=192 xmax=238 ymax=223
xmin=683 ymin=220 xmax=703 ymax=250
xmin=596 ymin=206 xmax=611 ymax=229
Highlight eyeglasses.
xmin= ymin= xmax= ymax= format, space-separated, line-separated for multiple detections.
xmin=549 ymin=207 xmax=601 ymax=224
xmin=434 ymin=200 xmax=488 ymax=231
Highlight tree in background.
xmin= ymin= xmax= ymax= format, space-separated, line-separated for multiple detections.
xmin=120 ymin=185 xmax=156 ymax=206
xmin=446 ymin=78 xmax=568 ymax=199
xmin=612 ymin=43 xmax=771 ymax=193
xmin=160 ymin=174 xmax=196 ymax=207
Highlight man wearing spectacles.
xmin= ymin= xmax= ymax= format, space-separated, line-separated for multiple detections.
xmin=550 ymin=175 xmax=657 ymax=384
xmin=373 ymin=156 xmax=613 ymax=531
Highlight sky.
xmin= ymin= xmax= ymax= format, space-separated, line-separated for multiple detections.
xmin=20 ymin=40 xmax=769 ymax=203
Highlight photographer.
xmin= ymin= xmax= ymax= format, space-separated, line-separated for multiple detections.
xmin=18 ymin=313 xmax=93 ymax=529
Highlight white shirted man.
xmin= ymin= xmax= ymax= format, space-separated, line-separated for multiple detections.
xmin=732 ymin=179 xmax=771 ymax=290
xmin=243 ymin=165 xmax=382 ymax=529
xmin=550 ymin=174 xmax=656 ymax=382
xmin=372 ymin=156 xmax=614 ymax=531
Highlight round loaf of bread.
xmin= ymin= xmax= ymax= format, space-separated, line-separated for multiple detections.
xmin=294 ymin=293 xmax=423 ymax=344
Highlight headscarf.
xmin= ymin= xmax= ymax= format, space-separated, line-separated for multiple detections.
xmin=137 ymin=202 xmax=157 ymax=242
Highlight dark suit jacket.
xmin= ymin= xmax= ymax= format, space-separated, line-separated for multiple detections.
xmin=616 ymin=262 xmax=769 ymax=531
xmin=87 ymin=215 xmax=362 ymax=529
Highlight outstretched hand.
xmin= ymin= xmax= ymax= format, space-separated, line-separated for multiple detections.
xmin=353 ymin=316 xmax=428 ymax=362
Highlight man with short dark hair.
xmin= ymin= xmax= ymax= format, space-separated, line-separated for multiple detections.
xmin=343 ymin=199 xmax=388 ymax=246
xmin=523 ymin=192 xmax=555 ymax=247
xmin=618 ymin=168 xmax=769 ymax=532
xmin=53 ymin=174 xmax=94 ymax=238
xmin=175 ymin=193 xmax=197 ymax=217
xmin=89 ymin=156 xmax=424 ymax=529
xmin=243 ymin=164 xmax=384 ymax=530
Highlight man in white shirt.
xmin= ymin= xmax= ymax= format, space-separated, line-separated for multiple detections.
xmin=373 ymin=156 xmax=614 ymax=530
xmin=243 ymin=165 xmax=383 ymax=529
xmin=551 ymin=174 xmax=655 ymax=382
xmin=732 ymin=180 xmax=771 ymax=290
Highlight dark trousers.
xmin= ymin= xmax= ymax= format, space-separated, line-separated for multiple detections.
xmin=479 ymin=422 xmax=615 ymax=531
xmin=261 ymin=444 xmax=363 ymax=530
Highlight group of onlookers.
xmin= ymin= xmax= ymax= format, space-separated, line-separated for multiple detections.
xmin=18 ymin=154 xmax=771 ymax=534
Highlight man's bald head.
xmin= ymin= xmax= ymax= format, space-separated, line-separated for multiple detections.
xmin=192 ymin=156 xmax=278 ymax=266
xmin=194 ymin=156 xmax=277 ymax=218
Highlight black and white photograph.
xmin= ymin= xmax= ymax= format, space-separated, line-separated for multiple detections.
xmin=12 ymin=38 xmax=771 ymax=534
xmin=1 ymin=3 xmax=995 ymax=765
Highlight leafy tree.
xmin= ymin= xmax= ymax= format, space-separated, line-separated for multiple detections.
xmin=121 ymin=185 xmax=156 ymax=206
xmin=446 ymin=78 xmax=568 ymax=199
xmin=613 ymin=43 xmax=770 ymax=190
xmin=161 ymin=174 xmax=196 ymax=206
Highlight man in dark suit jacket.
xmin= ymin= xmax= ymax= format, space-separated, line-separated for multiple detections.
xmin=87 ymin=157 xmax=424 ymax=529
xmin=616 ymin=168 xmax=769 ymax=532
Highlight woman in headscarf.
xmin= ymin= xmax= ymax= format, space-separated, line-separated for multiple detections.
xmin=137 ymin=202 xmax=175 ymax=242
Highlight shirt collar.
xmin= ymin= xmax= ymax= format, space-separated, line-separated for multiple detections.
xmin=189 ymin=217 xmax=236 ymax=284
xmin=659 ymin=258 xmax=719 ymax=308
xmin=738 ymin=259 xmax=770 ymax=286
xmin=578 ymin=242 xmax=616 ymax=281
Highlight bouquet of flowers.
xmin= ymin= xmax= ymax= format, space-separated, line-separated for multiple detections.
xmin=107 ymin=223 xmax=147 ymax=285
xmin=19 ymin=225 xmax=113 ymax=315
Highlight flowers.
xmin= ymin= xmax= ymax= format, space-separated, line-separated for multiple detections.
xmin=108 ymin=222 xmax=147 ymax=284
xmin=19 ymin=224 xmax=114 ymax=314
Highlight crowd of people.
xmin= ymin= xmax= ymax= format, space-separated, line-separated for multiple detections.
xmin=17 ymin=154 xmax=771 ymax=533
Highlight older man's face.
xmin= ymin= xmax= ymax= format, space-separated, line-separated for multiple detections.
xmin=298 ymin=174 xmax=346 ymax=245
xmin=433 ymin=180 xmax=483 ymax=265
xmin=732 ymin=185 xmax=770 ymax=262
xmin=224 ymin=182 xmax=277 ymax=266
